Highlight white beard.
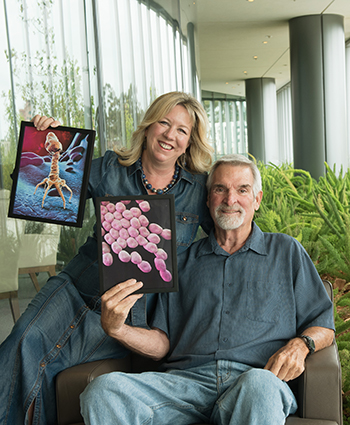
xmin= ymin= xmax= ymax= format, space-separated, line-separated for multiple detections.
xmin=214 ymin=204 xmax=246 ymax=230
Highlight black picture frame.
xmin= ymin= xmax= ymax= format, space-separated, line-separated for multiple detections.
xmin=96 ymin=195 xmax=178 ymax=294
xmin=8 ymin=121 xmax=95 ymax=227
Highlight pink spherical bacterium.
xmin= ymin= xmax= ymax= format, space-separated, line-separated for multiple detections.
xmin=101 ymin=201 xmax=109 ymax=206
xmin=139 ymin=201 xmax=150 ymax=212
xmin=144 ymin=242 xmax=158 ymax=253
xmin=135 ymin=200 xmax=143 ymax=204
xmin=130 ymin=207 xmax=141 ymax=217
xmin=103 ymin=253 xmax=113 ymax=267
xmin=100 ymin=205 xmax=108 ymax=215
xmin=122 ymin=210 xmax=134 ymax=220
xmin=121 ymin=218 xmax=131 ymax=229
xmin=136 ymin=235 xmax=148 ymax=246
xmin=128 ymin=226 xmax=139 ymax=238
xmin=117 ymin=237 xmax=127 ymax=249
xmin=149 ymin=223 xmax=163 ymax=234
xmin=139 ymin=215 xmax=149 ymax=227
xmin=139 ymin=227 xmax=150 ymax=238
xmin=115 ymin=202 xmax=126 ymax=213
xmin=118 ymin=250 xmax=131 ymax=263
xmin=102 ymin=242 xmax=110 ymax=254
xmin=106 ymin=203 xmax=115 ymax=213
xmin=104 ymin=233 xmax=115 ymax=245
xmin=155 ymin=248 xmax=168 ymax=260
xmin=111 ymin=219 xmax=123 ymax=231
xmin=113 ymin=211 xmax=122 ymax=220
xmin=130 ymin=217 xmax=141 ymax=229
xmin=130 ymin=251 xmax=142 ymax=264
xmin=154 ymin=258 xmax=166 ymax=271
xmin=121 ymin=200 xmax=131 ymax=205
xmin=160 ymin=269 xmax=172 ymax=282
xmin=138 ymin=260 xmax=152 ymax=273
xmin=111 ymin=241 xmax=122 ymax=255
xmin=109 ymin=228 xmax=119 ymax=239
xmin=161 ymin=229 xmax=171 ymax=240
xmin=147 ymin=233 xmax=161 ymax=244
xmin=127 ymin=237 xmax=138 ymax=249
xmin=104 ymin=212 xmax=114 ymax=223
xmin=101 ymin=228 xmax=106 ymax=237
xmin=102 ymin=221 xmax=112 ymax=232
xmin=119 ymin=228 xmax=129 ymax=240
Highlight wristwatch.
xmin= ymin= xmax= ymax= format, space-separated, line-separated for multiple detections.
xmin=296 ymin=334 xmax=315 ymax=356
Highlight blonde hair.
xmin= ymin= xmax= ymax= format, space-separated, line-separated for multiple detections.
xmin=115 ymin=92 xmax=213 ymax=173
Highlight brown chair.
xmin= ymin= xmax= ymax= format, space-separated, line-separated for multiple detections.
xmin=56 ymin=280 xmax=342 ymax=425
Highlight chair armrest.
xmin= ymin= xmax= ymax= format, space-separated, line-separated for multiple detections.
xmin=56 ymin=357 xmax=131 ymax=425
xmin=297 ymin=342 xmax=342 ymax=424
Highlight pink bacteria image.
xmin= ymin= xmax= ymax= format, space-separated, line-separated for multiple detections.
xmin=103 ymin=252 xmax=113 ymax=266
xmin=131 ymin=251 xmax=142 ymax=264
xmin=149 ymin=223 xmax=162 ymax=234
xmin=138 ymin=260 xmax=152 ymax=273
xmin=99 ymin=198 xmax=174 ymax=289
xmin=118 ymin=250 xmax=131 ymax=263
xmin=160 ymin=269 xmax=172 ymax=282
xmin=139 ymin=201 xmax=150 ymax=212
xmin=161 ymin=229 xmax=171 ymax=240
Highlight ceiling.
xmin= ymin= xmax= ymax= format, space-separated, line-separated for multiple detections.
xmin=177 ymin=0 xmax=350 ymax=98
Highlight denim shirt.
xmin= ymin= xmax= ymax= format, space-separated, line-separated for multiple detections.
xmin=152 ymin=223 xmax=335 ymax=371
xmin=62 ymin=150 xmax=213 ymax=307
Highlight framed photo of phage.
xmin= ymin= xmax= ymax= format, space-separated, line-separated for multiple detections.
xmin=96 ymin=195 xmax=178 ymax=294
xmin=8 ymin=121 xmax=95 ymax=227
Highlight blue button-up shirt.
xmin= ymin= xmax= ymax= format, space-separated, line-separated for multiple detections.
xmin=152 ymin=222 xmax=335 ymax=370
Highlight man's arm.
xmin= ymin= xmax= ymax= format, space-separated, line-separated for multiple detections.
xmin=264 ymin=326 xmax=334 ymax=382
xmin=101 ymin=279 xmax=170 ymax=361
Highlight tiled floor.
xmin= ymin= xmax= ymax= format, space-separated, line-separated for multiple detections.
xmin=0 ymin=273 xmax=48 ymax=345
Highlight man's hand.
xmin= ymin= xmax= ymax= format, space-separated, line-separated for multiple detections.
xmin=264 ymin=337 xmax=309 ymax=381
xmin=32 ymin=115 xmax=61 ymax=131
xmin=101 ymin=279 xmax=144 ymax=340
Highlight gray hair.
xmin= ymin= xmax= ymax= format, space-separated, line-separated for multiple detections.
xmin=206 ymin=154 xmax=262 ymax=197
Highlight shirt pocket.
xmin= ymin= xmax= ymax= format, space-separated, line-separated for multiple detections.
xmin=175 ymin=212 xmax=199 ymax=250
xmin=245 ymin=280 xmax=281 ymax=324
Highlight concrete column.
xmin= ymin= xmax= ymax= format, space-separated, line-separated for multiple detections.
xmin=289 ymin=14 xmax=348 ymax=179
xmin=245 ymin=78 xmax=279 ymax=164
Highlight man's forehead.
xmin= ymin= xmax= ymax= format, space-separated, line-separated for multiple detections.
xmin=212 ymin=164 xmax=253 ymax=183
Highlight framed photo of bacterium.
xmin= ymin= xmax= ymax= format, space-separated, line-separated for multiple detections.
xmin=96 ymin=195 xmax=178 ymax=294
xmin=8 ymin=121 xmax=95 ymax=227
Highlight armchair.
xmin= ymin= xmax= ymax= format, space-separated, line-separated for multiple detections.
xmin=56 ymin=280 xmax=342 ymax=425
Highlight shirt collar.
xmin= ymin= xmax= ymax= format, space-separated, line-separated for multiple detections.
xmin=197 ymin=222 xmax=268 ymax=258
xmin=127 ymin=159 xmax=195 ymax=184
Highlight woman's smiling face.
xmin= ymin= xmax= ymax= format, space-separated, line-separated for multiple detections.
xmin=144 ymin=104 xmax=192 ymax=166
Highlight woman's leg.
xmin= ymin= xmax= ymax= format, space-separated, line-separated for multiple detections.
xmin=0 ymin=274 xmax=129 ymax=425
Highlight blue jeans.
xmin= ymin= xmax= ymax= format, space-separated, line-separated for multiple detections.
xmin=80 ymin=360 xmax=298 ymax=425
xmin=0 ymin=274 xmax=152 ymax=425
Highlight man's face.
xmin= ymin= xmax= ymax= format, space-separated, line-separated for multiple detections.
xmin=207 ymin=164 xmax=262 ymax=232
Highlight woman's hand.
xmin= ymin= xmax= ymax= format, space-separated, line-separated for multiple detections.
xmin=31 ymin=115 xmax=61 ymax=131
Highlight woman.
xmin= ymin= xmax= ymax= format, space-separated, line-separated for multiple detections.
xmin=0 ymin=91 xmax=213 ymax=425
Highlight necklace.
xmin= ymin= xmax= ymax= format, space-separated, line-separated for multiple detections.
xmin=138 ymin=157 xmax=180 ymax=194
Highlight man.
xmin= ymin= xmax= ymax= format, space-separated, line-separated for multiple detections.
xmin=80 ymin=154 xmax=335 ymax=425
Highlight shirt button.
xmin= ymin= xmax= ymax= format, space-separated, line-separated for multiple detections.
xmin=223 ymin=338 xmax=228 ymax=342
xmin=225 ymin=311 xmax=230 ymax=314
xmin=182 ymin=216 xmax=187 ymax=222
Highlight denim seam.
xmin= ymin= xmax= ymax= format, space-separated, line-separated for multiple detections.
xmin=5 ymin=278 xmax=70 ymax=424
xmin=23 ymin=301 xmax=90 ymax=410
